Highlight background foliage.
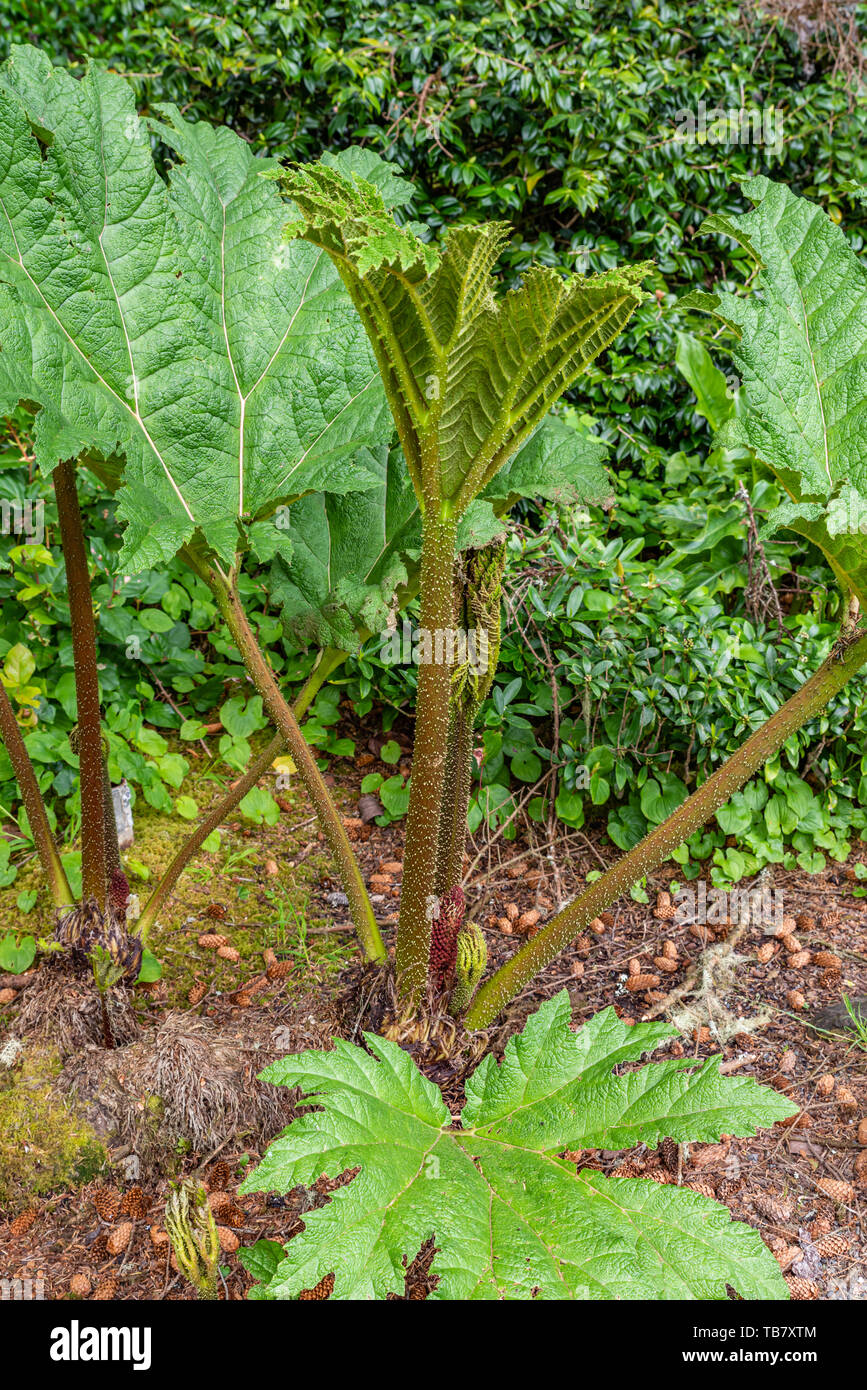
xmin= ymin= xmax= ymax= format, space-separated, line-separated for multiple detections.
xmin=2 ymin=0 xmax=867 ymax=898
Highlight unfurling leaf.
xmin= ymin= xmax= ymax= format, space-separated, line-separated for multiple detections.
xmin=278 ymin=157 xmax=647 ymax=515
xmin=240 ymin=994 xmax=795 ymax=1300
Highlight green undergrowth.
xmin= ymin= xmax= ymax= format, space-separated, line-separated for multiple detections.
xmin=0 ymin=739 xmax=358 ymax=1007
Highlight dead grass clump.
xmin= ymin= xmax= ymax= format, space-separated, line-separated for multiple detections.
xmin=57 ymin=1003 xmax=339 ymax=1165
xmin=12 ymin=964 xmax=139 ymax=1054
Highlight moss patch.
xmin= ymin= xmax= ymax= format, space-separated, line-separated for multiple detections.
xmin=0 ymin=1044 xmax=105 ymax=1213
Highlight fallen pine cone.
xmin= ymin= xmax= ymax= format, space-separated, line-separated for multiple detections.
xmin=208 ymin=1190 xmax=233 ymax=1217
xmin=233 ymin=992 xmax=253 ymax=1008
xmin=813 ymin=1233 xmax=849 ymax=1259
xmin=813 ymin=951 xmax=841 ymax=972
xmin=808 ymin=1216 xmax=833 ymax=1239
xmin=836 ymin=1085 xmax=858 ymax=1112
xmin=755 ymin=942 xmax=776 ymax=964
xmin=149 ymin=1226 xmax=169 ymax=1249
xmin=119 ymin=1186 xmax=149 ymax=1220
xmin=816 ymin=1178 xmax=854 ymax=1204
xmin=208 ymin=1160 xmax=232 ymax=1191
xmin=785 ymin=1276 xmax=819 ymax=1300
xmin=198 ymin=933 xmax=228 ymax=949
xmin=661 ymin=1137 xmax=678 ymax=1172
xmin=518 ymin=909 xmax=540 ymax=931
xmin=266 ymin=960 xmax=292 ymax=981
xmin=0 ymin=988 xmax=17 ymax=1004
xmin=685 ymin=1180 xmax=716 ymax=1199
xmin=780 ymin=933 xmax=801 ymax=953
xmin=9 ymin=1209 xmax=36 ymax=1238
xmin=263 ymin=948 xmax=278 ymax=970
xmin=854 ymin=1150 xmax=867 ymax=1184
xmin=819 ymin=911 xmax=841 ymax=930
xmin=774 ymin=1244 xmax=802 ymax=1273
xmin=504 ymin=903 xmax=519 ymax=923
xmin=815 ymin=1074 xmax=835 ymax=1096
xmin=661 ymin=940 xmax=678 ymax=961
xmin=654 ymin=956 xmax=678 ymax=974
xmin=795 ymin=913 xmax=816 ymax=931
xmin=298 ymin=1272 xmax=335 ymax=1301
xmin=217 ymin=1225 xmax=239 ymax=1253
xmin=787 ymin=950 xmax=811 ymax=970
xmin=217 ymin=944 xmax=241 ymax=963
xmin=626 ymin=973 xmax=660 ymax=992
xmin=570 ymin=960 xmax=584 ymax=978
xmin=188 ymin=981 xmax=207 ymax=1006
xmin=588 ymin=917 xmax=606 ymax=935
xmin=92 ymin=1277 xmax=119 ymax=1301
xmin=786 ymin=990 xmax=806 ymax=1010
xmin=857 ymin=1118 xmax=867 ymax=1146
xmin=69 ymin=1273 xmax=91 ymax=1297
xmin=107 ymin=1221 xmax=133 ymax=1255
xmin=654 ymin=891 xmax=677 ymax=920
xmin=753 ymin=1193 xmax=795 ymax=1224
xmin=692 ymin=1026 xmax=711 ymax=1044
xmin=628 ymin=958 xmax=641 ymax=976
xmin=781 ymin=914 xmax=798 ymax=933
xmin=688 ymin=923 xmax=715 ymax=944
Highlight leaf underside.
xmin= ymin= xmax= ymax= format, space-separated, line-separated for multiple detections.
xmin=279 ymin=159 xmax=648 ymax=512
xmin=240 ymin=994 xmax=795 ymax=1301
xmin=270 ymin=416 xmax=611 ymax=652
xmin=694 ymin=176 xmax=867 ymax=604
xmin=0 ymin=47 xmax=391 ymax=572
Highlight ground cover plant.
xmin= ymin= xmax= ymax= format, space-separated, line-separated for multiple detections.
xmin=1 ymin=29 xmax=866 ymax=1305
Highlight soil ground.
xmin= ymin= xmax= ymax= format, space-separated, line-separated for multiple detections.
xmin=1 ymin=731 xmax=865 ymax=1301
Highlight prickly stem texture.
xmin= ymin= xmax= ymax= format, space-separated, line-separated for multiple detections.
xmin=99 ymin=748 xmax=129 ymax=918
xmin=396 ymin=512 xmax=459 ymax=999
xmin=136 ymin=648 xmax=346 ymax=939
xmin=0 ymin=679 xmax=73 ymax=907
xmin=466 ymin=628 xmax=867 ymax=1029
xmin=428 ymin=885 xmax=465 ymax=989
xmin=54 ymin=459 xmax=108 ymax=910
xmin=203 ymin=563 xmax=385 ymax=965
xmin=435 ymin=542 xmax=506 ymax=898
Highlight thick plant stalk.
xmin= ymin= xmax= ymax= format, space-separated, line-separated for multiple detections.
xmin=0 ymin=681 xmax=74 ymax=908
xmin=435 ymin=542 xmax=506 ymax=900
xmin=53 ymin=459 xmax=108 ymax=910
xmin=395 ymin=512 xmax=459 ymax=997
xmin=435 ymin=703 xmax=474 ymax=897
xmin=466 ymin=627 xmax=867 ymax=1029
xmin=204 ymin=565 xmax=385 ymax=964
xmin=136 ymin=649 xmax=343 ymax=937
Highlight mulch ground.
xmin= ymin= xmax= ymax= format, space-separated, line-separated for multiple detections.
xmin=1 ymin=733 xmax=865 ymax=1301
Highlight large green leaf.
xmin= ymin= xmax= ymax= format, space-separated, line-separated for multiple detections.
xmin=276 ymin=158 xmax=648 ymax=514
xmin=240 ymin=993 xmax=795 ymax=1300
xmin=270 ymin=416 xmax=611 ymax=651
xmin=691 ymin=176 xmax=867 ymax=603
xmin=0 ymin=47 xmax=391 ymax=571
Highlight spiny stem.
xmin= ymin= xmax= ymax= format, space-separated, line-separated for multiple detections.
xmin=466 ymin=628 xmax=867 ymax=1029
xmin=54 ymin=459 xmax=107 ymax=910
xmin=0 ymin=681 xmax=74 ymax=908
xmin=193 ymin=557 xmax=384 ymax=964
xmin=396 ymin=512 xmax=459 ymax=998
xmin=137 ymin=648 xmax=346 ymax=938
